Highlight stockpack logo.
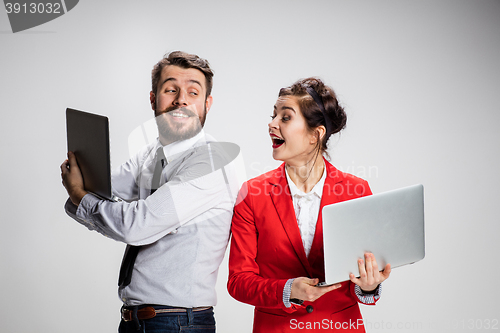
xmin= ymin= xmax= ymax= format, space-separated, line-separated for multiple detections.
xmin=4 ymin=0 xmax=79 ymax=33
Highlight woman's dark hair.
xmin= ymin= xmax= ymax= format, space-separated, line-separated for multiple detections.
xmin=278 ymin=77 xmax=347 ymax=154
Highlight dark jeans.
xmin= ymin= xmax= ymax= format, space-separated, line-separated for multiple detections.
xmin=118 ymin=305 xmax=216 ymax=333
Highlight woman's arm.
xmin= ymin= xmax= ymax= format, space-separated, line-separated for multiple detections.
xmin=227 ymin=182 xmax=299 ymax=312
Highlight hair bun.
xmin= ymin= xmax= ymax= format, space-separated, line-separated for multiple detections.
xmin=279 ymin=77 xmax=347 ymax=153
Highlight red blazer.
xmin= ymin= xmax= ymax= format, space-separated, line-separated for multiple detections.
xmin=228 ymin=159 xmax=374 ymax=332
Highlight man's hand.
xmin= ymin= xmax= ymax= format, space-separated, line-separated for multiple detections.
xmin=349 ymin=252 xmax=391 ymax=292
xmin=60 ymin=151 xmax=87 ymax=206
xmin=290 ymin=277 xmax=341 ymax=303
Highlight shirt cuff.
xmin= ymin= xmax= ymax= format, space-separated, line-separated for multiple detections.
xmin=74 ymin=193 xmax=101 ymax=227
xmin=355 ymin=283 xmax=382 ymax=304
xmin=76 ymin=193 xmax=100 ymax=218
xmin=64 ymin=195 xmax=97 ymax=231
xmin=283 ymin=278 xmax=295 ymax=308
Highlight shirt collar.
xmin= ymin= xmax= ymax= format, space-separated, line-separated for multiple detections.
xmin=285 ymin=162 xmax=326 ymax=199
xmin=155 ymin=130 xmax=206 ymax=164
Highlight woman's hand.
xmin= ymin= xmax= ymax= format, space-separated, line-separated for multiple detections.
xmin=290 ymin=277 xmax=341 ymax=302
xmin=350 ymin=252 xmax=391 ymax=292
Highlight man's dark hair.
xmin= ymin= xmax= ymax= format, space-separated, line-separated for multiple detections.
xmin=151 ymin=51 xmax=214 ymax=98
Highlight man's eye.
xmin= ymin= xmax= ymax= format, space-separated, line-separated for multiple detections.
xmin=189 ymin=91 xmax=198 ymax=96
xmin=166 ymin=89 xmax=176 ymax=93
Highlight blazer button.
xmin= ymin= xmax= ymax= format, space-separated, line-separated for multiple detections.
xmin=306 ymin=305 xmax=314 ymax=313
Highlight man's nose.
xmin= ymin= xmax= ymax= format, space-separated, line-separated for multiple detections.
xmin=174 ymin=90 xmax=188 ymax=106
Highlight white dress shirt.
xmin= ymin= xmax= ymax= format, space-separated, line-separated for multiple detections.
xmin=65 ymin=131 xmax=241 ymax=307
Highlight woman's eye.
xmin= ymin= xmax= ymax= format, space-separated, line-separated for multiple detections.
xmin=270 ymin=115 xmax=276 ymax=120
xmin=282 ymin=116 xmax=290 ymax=122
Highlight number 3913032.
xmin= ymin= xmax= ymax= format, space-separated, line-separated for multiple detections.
xmin=5 ymin=3 xmax=62 ymax=14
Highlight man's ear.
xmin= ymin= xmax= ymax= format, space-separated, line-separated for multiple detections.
xmin=205 ymin=95 xmax=213 ymax=114
xmin=150 ymin=91 xmax=156 ymax=110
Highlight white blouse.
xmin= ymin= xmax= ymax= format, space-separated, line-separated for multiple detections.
xmin=282 ymin=163 xmax=381 ymax=308
xmin=285 ymin=165 xmax=326 ymax=258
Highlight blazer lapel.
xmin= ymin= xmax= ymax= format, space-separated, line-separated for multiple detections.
xmin=268 ymin=164 xmax=313 ymax=277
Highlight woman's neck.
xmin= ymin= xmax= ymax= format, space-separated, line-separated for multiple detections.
xmin=285 ymin=153 xmax=325 ymax=193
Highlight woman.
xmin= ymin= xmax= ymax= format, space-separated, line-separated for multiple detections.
xmin=227 ymin=77 xmax=391 ymax=332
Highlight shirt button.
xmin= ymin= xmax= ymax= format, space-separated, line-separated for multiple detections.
xmin=306 ymin=305 xmax=314 ymax=313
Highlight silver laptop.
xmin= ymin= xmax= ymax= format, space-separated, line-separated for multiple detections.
xmin=66 ymin=108 xmax=114 ymax=201
xmin=322 ymin=184 xmax=425 ymax=285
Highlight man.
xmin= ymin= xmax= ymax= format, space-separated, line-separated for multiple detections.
xmin=61 ymin=51 xmax=240 ymax=333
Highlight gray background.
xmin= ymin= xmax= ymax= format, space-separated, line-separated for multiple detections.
xmin=1 ymin=0 xmax=499 ymax=332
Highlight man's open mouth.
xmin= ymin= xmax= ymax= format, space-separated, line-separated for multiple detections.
xmin=167 ymin=107 xmax=196 ymax=118
xmin=170 ymin=111 xmax=191 ymax=118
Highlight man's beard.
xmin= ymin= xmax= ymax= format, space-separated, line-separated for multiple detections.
xmin=155 ymin=105 xmax=207 ymax=145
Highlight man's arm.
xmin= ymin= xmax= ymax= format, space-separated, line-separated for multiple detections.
xmin=61 ymin=146 xmax=237 ymax=246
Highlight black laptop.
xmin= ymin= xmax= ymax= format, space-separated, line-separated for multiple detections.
xmin=66 ymin=108 xmax=114 ymax=201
